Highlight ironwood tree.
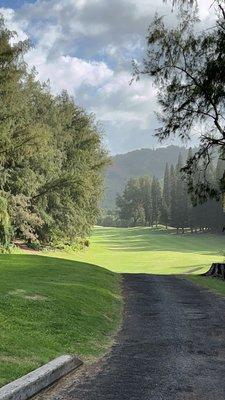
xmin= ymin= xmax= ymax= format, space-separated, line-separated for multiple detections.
xmin=0 ymin=18 xmax=108 ymax=247
xmin=134 ymin=1 xmax=225 ymax=204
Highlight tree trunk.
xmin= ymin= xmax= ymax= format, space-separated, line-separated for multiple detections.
xmin=204 ymin=263 xmax=225 ymax=280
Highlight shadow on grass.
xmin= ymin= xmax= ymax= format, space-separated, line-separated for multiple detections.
xmin=97 ymin=227 xmax=225 ymax=255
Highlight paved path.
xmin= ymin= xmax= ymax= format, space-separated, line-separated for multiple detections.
xmin=34 ymin=275 xmax=225 ymax=400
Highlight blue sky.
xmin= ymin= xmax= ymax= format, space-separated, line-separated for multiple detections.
xmin=1 ymin=1 xmax=35 ymax=9
xmin=0 ymin=0 xmax=212 ymax=154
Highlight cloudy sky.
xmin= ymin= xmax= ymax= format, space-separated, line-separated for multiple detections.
xmin=0 ymin=0 xmax=213 ymax=154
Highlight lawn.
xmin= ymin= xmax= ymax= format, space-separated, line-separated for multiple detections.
xmin=1 ymin=226 xmax=225 ymax=387
xmin=0 ymin=255 xmax=122 ymax=387
xmin=50 ymin=226 xmax=225 ymax=275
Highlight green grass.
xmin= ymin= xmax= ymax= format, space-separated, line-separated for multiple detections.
xmin=49 ymin=226 xmax=225 ymax=275
xmin=188 ymin=275 xmax=225 ymax=297
xmin=0 ymin=255 xmax=122 ymax=387
xmin=1 ymin=226 xmax=225 ymax=387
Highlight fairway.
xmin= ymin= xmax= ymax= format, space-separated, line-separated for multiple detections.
xmin=52 ymin=226 xmax=225 ymax=275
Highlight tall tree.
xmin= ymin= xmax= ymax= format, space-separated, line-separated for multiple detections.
xmin=134 ymin=2 xmax=225 ymax=203
xmin=0 ymin=19 xmax=108 ymax=246
xmin=161 ymin=163 xmax=170 ymax=228
xmin=151 ymin=177 xmax=162 ymax=227
xmin=116 ymin=178 xmax=145 ymax=226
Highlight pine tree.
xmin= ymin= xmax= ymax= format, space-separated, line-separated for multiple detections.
xmin=169 ymin=165 xmax=178 ymax=230
xmin=161 ymin=163 xmax=170 ymax=228
xmin=139 ymin=177 xmax=152 ymax=226
xmin=151 ymin=177 xmax=162 ymax=227
xmin=175 ymin=155 xmax=189 ymax=233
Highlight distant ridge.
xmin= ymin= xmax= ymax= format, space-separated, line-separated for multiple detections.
xmin=103 ymin=145 xmax=191 ymax=209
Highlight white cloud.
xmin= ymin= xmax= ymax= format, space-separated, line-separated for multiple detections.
xmin=0 ymin=7 xmax=28 ymax=41
xmin=0 ymin=0 xmax=217 ymax=154
xmin=25 ymin=48 xmax=113 ymax=94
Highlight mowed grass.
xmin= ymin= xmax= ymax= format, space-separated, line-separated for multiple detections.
xmin=0 ymin=255 xmax=122 ymax=387
xmin=51 ymin=226 xmax=225 ymax=275
xmin=1 ymin=226 xmax=225 ymax=387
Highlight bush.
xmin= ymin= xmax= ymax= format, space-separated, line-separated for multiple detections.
xmin=0 ymin=244 xmax=13 ymax=254
xmin=26 ymin=242 xmax=42 ymax=251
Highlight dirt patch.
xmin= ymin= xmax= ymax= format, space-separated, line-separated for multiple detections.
xmin=9 ymin=289 xmax=47 ymax=301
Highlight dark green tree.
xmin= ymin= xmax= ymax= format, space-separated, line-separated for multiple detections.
xmin=161 ymin=163 xmax=170 ymax=228
xmin=151 ymin=177 xmax=162 ymax=227
xmin=0 ymin=18 xmax=108 ymax=246
xmin=134 ymin=2 xmax=225 ymax=203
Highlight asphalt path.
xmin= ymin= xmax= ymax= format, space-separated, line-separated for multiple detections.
xmin=34 ymin=275 xmax=225 ymax=400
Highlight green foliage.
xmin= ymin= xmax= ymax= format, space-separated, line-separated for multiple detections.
xmin=115 ymin=152 xmax=225 ymax=232
xmin=116 ymin=176 xmax=155 ymax=226
xmin=0 ymin=196 xmax=10 ymax=245
xmin=0 ymin=19 xmax=108 ymax=245
xmin=135 ymin=2 xmax=225 ymax=202
xmin=104 ymin=145 xmax=190 ymax=209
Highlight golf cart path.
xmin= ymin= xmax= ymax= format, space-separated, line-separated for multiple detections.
xmin=34 ymin=274 xmax=225 ymax=400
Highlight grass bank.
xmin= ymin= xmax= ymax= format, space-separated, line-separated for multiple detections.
xmin=0 ymin=255 xmax=122 ymax=387
xmin=188 ymin=275 xmax=225 ymax=297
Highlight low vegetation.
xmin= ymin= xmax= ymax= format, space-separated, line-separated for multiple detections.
xmin=188 ymin=276 xmax=225 ymax=298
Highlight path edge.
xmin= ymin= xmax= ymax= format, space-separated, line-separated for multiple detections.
xmin=0 ymin=355 xmax=83 ymax=400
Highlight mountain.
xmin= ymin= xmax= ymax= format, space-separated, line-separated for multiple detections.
xmin=103 ymin=145 xmax=191 ymax=209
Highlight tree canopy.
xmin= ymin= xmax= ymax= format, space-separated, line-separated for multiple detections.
xmin=134 ymin=1 xmax=225 ymax=203
xmin=0 ymin=17 xmax=108 ymax=248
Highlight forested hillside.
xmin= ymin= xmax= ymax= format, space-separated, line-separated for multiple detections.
xmin=112 ymin=153 xmax=225 ymax=233
xmin=0 ymin=19 xmax=108 ymax=249
xmin=103 ymin=145 xmax=191 ymax=208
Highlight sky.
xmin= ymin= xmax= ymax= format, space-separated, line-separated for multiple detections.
xmin=0 ymin=0 xmax=213 ymax=154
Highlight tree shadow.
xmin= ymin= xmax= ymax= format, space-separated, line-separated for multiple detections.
xmin=96 ymin=227 xmax=224 ymax=255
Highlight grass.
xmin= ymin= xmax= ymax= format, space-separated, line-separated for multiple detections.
xmin=0 ymin=255 xmax=122 ymax=387
xmin=188 ymin=275 xmax=225 ymax=297
xmin=1 ymin=225 xmax=225 ymax=387
xmin=48 ymin=226 xmax=225 ymax=275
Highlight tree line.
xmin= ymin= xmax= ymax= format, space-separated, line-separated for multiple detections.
xmin=0 ymin=18 xmax=108 ymax=249
xmin=103 ymin=151 xmax=225 ymax=233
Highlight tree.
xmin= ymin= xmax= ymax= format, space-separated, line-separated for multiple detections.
xmin=161 ymin=163 xmax=170 ymax=228
xmin=0 ymin=18 xmax=108 ymax=246
xmin=139 ymin=177 xmax=152 ymax=226
xmin=0 ymin=197 xmax=10 ymax=246
xmin=169 ymin=165 xmax=178 ymax=230
xmin=151 ymin=177 xmax=162 ymax=227
xmin=175 ymin=155 xmax=189 ymax=233
xmin=116 ymin=177 xmax=152 ymax=226
xmin=116 ymin=178 xmax=143 ymax=226
xmin=134 ymin=2 xmax=225 ymax=203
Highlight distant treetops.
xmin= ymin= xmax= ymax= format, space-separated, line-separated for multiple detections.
xmin=115 ymin=152 xmax=225 ymax=233
xmin=0 ymin=17 xmax=109 ymax=248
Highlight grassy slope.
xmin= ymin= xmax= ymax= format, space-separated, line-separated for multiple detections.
xmin=0 ymin=255 xmax=122 ymax=387
xmin=50 ymin=226 xmax=225 ymax=275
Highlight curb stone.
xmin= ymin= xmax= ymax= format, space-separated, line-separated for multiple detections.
xmin=0 ymin=355 xmax=82 ymax=400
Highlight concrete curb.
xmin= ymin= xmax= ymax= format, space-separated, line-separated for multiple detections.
xmin=0 ymin=355 xmax=83 ymax=400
